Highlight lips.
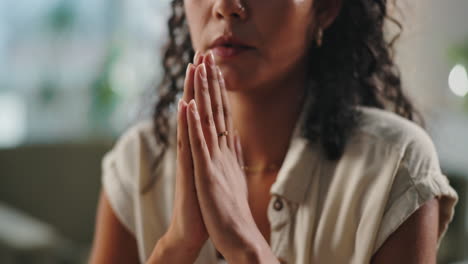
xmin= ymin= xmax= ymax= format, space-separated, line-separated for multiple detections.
xmin=212 ymin=46 xmax=251 ymax=58
xmin=209 ymin=35 xmax=254 ymax=58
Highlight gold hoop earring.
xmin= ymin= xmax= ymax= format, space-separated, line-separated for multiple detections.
xmin=316 ymin=27 xmax=323 ymax=47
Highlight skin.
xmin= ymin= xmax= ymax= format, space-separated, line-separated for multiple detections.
xmin=88 ymin=0 xmax=440 ymax=263
xmin=183 ymin=56 xmax=270 ymax=262
xmin=184 ymin=0 xmax=338 ymax=177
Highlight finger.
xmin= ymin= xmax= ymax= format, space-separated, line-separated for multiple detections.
xmin=182 ymin=63 xmax=196 ymax=103
xmin=234 ymin=131 xmax=244 ymax=168
xmin=182 ymin=51 xmax=204 ymax=103
xmin=195 ymin=52 xmax=204 ymax=66
xmin=204 ymin=50 xmax=227 ymax=150
xmin=194 ymin=63 xmax=219 ymax=157
xmin=217 ymin=66 xmax=235 ymax=150
xmin=177 ymin=99 xmax=195 ymax=190
xmin=193 ymin=50 xmax=200 ymax=65
xmin=186 ymin=99 xmax=211 ymax=168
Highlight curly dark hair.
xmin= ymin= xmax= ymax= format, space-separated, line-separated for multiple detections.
xmin=141 ymin=0 xmax=423 ymax=193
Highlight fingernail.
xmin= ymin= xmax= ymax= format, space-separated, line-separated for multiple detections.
xmin=206 ymin=50 xmax=215 ymax=66
xmin=178 ymin=99 xmax=182 ymax=111
xmin=198 ymin=54 xmax=204 ymax=65
xmin=186 ymin=63 xmax=193 ymax=75
xmin=193 ymin=50 xmax=199 ymax=63
xmin=199 ymin=63 xmax=207 ymax=79
xmin=217 ymin=66 xmax=224 ymax=82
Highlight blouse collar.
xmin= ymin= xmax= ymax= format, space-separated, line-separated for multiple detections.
xmin=269 ymin=84 xmax=321 ymax=204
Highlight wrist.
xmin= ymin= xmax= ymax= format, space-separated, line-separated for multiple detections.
xmin=232 ymin=239 xmax=263 ymax=264
xmin=147 ymin=233 xmax=203 ymax=264
xmin=223 ymin=226 xmax=278 ymax=264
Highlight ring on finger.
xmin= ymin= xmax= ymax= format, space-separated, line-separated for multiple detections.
xmin=218 ymin=130 xmax=229 ymax=137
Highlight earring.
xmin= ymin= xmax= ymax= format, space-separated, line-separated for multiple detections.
xmin=316 ymin=27 xmax=323 ymax=47
xmin=236 ymin=4 xmax=246 ymax=19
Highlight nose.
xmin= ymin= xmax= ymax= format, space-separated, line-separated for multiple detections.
xmin=213 ymin=0 xmax=247 ymax=21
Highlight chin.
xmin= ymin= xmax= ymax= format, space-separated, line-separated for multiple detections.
xmin=218 ymin=64 xmax=256 ymax=92
xmin=221 ymin=71 xmax=248 ymax=92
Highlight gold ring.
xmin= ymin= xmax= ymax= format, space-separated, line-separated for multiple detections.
xmin=218 ymin=130 xmax=229 ymax=137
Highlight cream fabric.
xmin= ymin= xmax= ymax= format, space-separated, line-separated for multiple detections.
xmin=101 ymin=93 xmax=458 ymax=263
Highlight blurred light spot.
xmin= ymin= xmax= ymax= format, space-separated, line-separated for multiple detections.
xmin=448 ymin=64 xmax=468 ymax=97
xmin=0 ymin=93 xmax=26 ymax=148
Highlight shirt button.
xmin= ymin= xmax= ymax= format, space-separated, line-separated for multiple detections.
xmin=273 ymin=197 xmax=283 ymax=211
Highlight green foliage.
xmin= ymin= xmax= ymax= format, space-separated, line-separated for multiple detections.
xmin=47 ymin=0 xmax=75 ymax=34
xmin=449 ymin=42 xmax=468 ymax=66
xmin=38 ymin=78 xmax=58 ymax=105
xmin=89 ymin=43 xmax=121 ymax=136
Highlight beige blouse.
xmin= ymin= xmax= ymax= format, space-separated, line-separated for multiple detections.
xmin=101 ymin=92 xmax=458 ymax=263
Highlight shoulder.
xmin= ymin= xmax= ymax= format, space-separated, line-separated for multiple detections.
xmin=353 ymin=106 xmax=446 ymax=181
xmin=102 ymin=118 xmax=171 ymax=193
xmin=353 ymin=107 xmax=459 ymax=254
xmin=104 ymin=119 xmax=158 ymax=167
xmin=354 ymin=106 xmax=437 ymax=165
xmin=114 ymin=119 xmax=158 ymax=151
xmin=99 ymin=119 xmax=158 ymax=237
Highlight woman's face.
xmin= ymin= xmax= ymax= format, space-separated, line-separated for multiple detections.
xmin=184 ymin=0 xmax=317 ymax=92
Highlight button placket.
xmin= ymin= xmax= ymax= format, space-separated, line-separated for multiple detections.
xmin=268 ymin=195 xmax=293 ymax=263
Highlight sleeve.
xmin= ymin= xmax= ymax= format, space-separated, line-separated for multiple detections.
xmin=101 ymin=122 xmax=150 ymax=236
xmin=372 ymin=126 xmax=459 ymax=254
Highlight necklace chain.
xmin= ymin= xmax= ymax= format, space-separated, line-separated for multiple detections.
xmin=241 ymin=163 xmax=280 ymax=173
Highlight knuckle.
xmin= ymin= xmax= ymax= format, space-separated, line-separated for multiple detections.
xmin=209 ymin=65 xmax=217 ymax=74
xmin=223 ymin=105 xmax=230 ymax=119
xmin=201 ymin=175 xmax=214 ymax=189
xmin=201 ymin=81 xmax=209 ymax=92
xmin=203 ymin=168 xmax=217 ymax=186
xmin=204 ymin=114 xmax=214 ymax=127
xmin=222 ymin=142 xmax=231 ymax=152
xmin=178 ymin=138 xmax=183 ymax=150
xmin=210 ymin=156 xmax=220 ymax=167
xmin=213 ymin=103 xmax=224 ymax=117
xmin=196 ymin=137 xmax=205 ymax=149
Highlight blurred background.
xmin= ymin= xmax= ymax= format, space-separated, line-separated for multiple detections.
xmin=0 ymin=0 xmax=467 ymax=263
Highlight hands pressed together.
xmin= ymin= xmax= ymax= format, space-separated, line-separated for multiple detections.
xmin=149 ymin=51 xmax=279 ymax=264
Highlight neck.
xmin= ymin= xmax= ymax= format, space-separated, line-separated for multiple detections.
xmin=228 ymin=65 xmax=308 ymax=179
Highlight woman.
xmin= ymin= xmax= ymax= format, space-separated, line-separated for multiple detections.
xmin=89 ymin=0 xmax=459 ymax=263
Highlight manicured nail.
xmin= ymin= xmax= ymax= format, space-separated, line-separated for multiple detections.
xmin=206 ymin=50 xmax=215 ymax=66
xmin=217 ymin=66 xmax=224 ymax=82
xmin=198 ymin=55 xmax=204 ymax=65
xmin=193 ymin=51 xmax=199 ymax=63
xmin=190 ymin=100 xmax=199 ymax=120
xmin=199 ymin=63 xmax=207 ymax=79
xmin=186 ymin=63 xmax=193 ymax=76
